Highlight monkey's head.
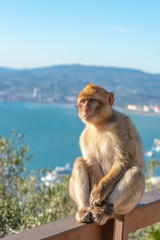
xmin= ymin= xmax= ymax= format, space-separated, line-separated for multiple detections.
xmin=77 ymin=83 xmax=114 ymax=126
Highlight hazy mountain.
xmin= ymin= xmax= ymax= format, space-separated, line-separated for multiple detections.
xmin=0 ymin=64 xmax=160 ymax=106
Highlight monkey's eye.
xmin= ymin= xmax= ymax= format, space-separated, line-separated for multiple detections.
xmin=88 ymin=98 xmax=97 ymax=104
xmin=80 ymin=99 xmax=86 ymax=104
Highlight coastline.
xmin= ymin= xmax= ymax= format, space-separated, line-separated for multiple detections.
xmin=0 ymin=100 xmax=159 ymax=117
xmin=115 ymin=106 xmax=160 ymax=117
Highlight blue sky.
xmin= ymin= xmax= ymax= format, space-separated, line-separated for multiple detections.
xmin=0 ymin=0 xmax=160 ymax=73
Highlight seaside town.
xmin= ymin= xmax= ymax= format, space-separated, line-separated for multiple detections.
xmin=1 ymin=86 xmax=160 ymax=116
xmin=127 ymin=104 xmax=160 ymax=115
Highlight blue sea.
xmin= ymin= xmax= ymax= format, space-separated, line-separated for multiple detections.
xmin=0 ymin=102 xmax=160 ymax=173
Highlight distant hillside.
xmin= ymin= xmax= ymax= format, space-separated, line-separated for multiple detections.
xmin=0 ymin=64 xmax=160 ymax=106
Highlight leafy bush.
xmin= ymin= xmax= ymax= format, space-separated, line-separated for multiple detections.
xmin=129 ymin=158 xmax=160 ymax=240
xmin=0 ymin=131 xmax=76 ymax=237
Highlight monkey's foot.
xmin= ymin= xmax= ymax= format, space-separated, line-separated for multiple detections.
xmin=99 ymin=200 xmax=114 ymax=215
xmin=76 ymin=207 xmax=92 ymax=223
xmin=91 ymin=208 xmax=112 ymax=225
xmin=91 ymin=201 xmax=114 ymax=225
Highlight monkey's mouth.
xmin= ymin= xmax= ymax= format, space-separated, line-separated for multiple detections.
xmin=82 ymin=114 xmax=94 ymax=120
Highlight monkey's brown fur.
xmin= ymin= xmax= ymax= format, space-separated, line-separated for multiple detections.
xmin=69 ymin=83 xmax=145 ymax=225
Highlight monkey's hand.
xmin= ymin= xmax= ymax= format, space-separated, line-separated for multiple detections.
xmin=89 ymin=185 xmax=105 ymax=206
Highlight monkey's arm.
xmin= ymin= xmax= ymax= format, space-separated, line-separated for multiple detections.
xmin=89 ymin=161 xmax=129 ymax=206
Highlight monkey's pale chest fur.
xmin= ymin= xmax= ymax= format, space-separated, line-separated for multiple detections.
xmin=80 ymin=125 xmax=115 ymax=175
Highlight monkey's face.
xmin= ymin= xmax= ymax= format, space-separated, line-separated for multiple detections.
xmin=77 ymin=84 xmax=114 ymax=125
xmin=78 ymin=97 xmax=101 ymax=122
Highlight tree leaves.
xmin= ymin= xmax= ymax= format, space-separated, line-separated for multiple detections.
xmin=0 ymin=132 xmax=76 ymax=237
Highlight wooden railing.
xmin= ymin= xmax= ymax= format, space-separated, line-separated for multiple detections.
xmin=2 ymin=188 xmax=160 ymax=240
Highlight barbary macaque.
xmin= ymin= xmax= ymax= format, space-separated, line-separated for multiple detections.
xmin=69 ymin=83 xmax=145 ymax=225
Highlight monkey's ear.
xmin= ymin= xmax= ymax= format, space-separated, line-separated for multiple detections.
xmin=108 ymin=92 xmax=114 ymax=106
xmin=87 ymin=83 xmax=94 ymax=88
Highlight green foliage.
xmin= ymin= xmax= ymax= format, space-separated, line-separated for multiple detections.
xmin=129 ymin=157 xmax=160 ymax=240
xmin=129 ymin=223 xmax=160 ymax=240
xmin=145 ymin=158 xmax=160 ymax=191
xmin=150 ymin=224 xmax=160 ymax=240
xmin=148 ymin=158 xmax=160 ymax=177
xmin=0 ymin=131 xmax=76 ymax=238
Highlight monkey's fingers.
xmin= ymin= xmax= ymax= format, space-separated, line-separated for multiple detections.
xmin=89 ymin=192 xmax=103 ymax=206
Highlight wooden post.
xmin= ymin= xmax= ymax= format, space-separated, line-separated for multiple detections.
xmin=113 ymin=216 xmax=126 ymax=240
xmin=101 ymin=219 xmax=114 ymax=240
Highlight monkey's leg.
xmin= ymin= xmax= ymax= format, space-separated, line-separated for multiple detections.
xmin=107 ymin=166 xmax=145 ymax=215
xmin=87 ymin=159 xmax=104 ymax=190
xmin=91 ymin=166 xmax=145 ymax=225
xmin=69 ymin=157 xmax=92 ymax=223
xmin=86 ymin=161 xmax=114 ymax=226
